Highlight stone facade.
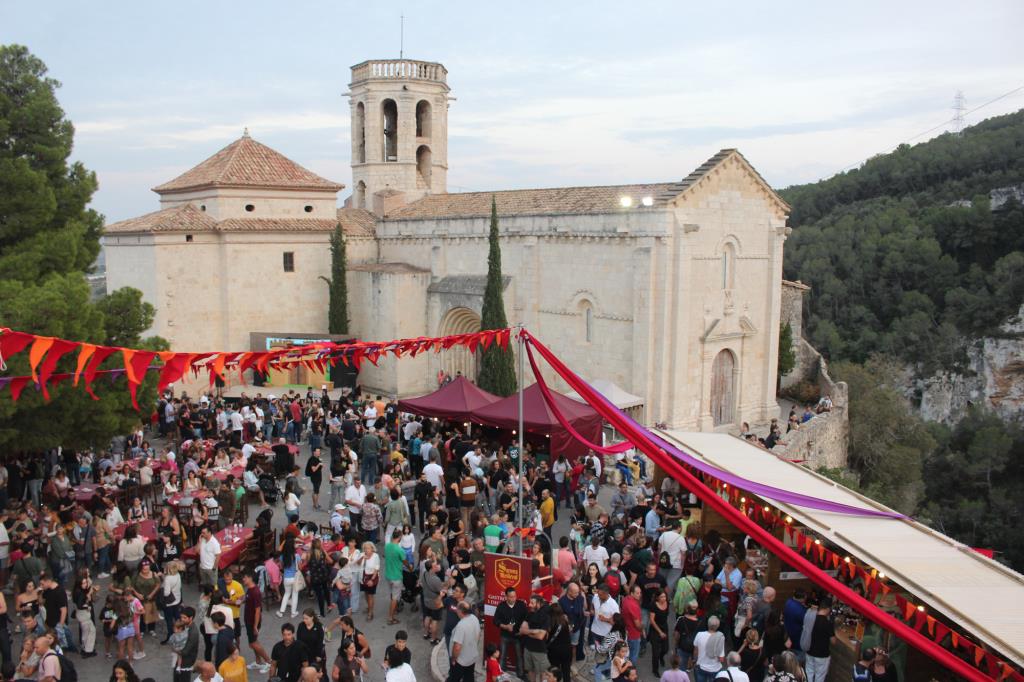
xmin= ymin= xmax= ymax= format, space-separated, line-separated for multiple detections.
xmin=104 ymin=57 xmax=797 ymax=432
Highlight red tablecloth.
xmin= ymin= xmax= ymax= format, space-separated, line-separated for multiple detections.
xmin=112 ymin=519 xmax=158 ymax=542
xmin=74 ymin=482 xmax=120 ymax=503
xmin=255 ymin=444 xmax=299 ymax=458
xmin=167 ymin=488 xmax=212 ymax=506
xmin=120 ymin=458 xmax=165 ymax=474
xmin=207 ymin=466 xmax=245 ymax=482
xmin=183 ymin=526 xmax=253 ymax=569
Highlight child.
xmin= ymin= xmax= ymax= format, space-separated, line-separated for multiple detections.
xmin=101 ymin=595 xmax=118 ymax=659
xmin=400 ymin=525 xmax=416 ymax=564
xmin=115 ymin=595 xmax=136 ymax=661
xmin=485 ymin=643 xmax=507 ymax=682
xmin=128 ymin=592 xmax=146 ymax=659
xmin=334 ymin=557 xmax=352 ymax=618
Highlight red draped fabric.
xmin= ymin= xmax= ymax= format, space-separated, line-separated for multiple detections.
xmin=521 ymin=330 xmax=990 ymax=682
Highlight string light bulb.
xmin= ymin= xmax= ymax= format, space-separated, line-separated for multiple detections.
xmin=814 ymin=539 xmax=821 ymax=545
xmin=785 ymin=516 xmax=792 ymax=524
xmin=917 ymin=605 xmax=925 ymax=612
xmin=740 ymin=497 xmax=746 ymax=503
xmin=844 ymin=556 xmax=851 ymax=563
xmin=764 ymin=505 xmax=770 ymax=513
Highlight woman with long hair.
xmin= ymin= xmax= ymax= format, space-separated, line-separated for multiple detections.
xmin=160 ymin=560 xmax=183 ymax=644
xmin=72 ymin=569 xmax=98 ymax=657
xmin=277 ymin=536 xmax=302 ymax=619
xmin=297 ymin=608 xmax=326 ymax=673
xmin=109 ymin=658 xmax=141 ymax=682
xmin=648 ymin=591 xmax=670 ymax=676
xmin=305 ymin=539 xmax=333 ymax=618
xmin=332 ymin=637 xmax=368 ymax=682
xmin=547 ymin=603 xmax=573 ymax=682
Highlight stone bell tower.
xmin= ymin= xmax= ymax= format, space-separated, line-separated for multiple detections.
xmin=348 ymin=59 xmax=450 ymax=212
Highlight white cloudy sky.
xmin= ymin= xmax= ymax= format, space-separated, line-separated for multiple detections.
xmin=3 ymin=1 xmax=1023 ymax=222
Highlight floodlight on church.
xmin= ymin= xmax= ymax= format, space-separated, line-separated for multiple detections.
xmin=641 ymin=196 xmax=654 ymax=207
xmin=619 ymin=196 xmax=633 ymax=208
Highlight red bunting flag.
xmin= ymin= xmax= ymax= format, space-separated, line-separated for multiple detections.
xmin=158 ymin=353 xmax=194 ymax=392
xmin=37 ymin=339 xmax=80 ymax=399
xmin=933 ymin=622 xmax=950 ymax=644
xmin=125 ymin=350 xmax=156 ymax=409
xmin=9 ymin=377 xmax=30 ymax=401
xmin=0 ymin=329 xmax=34 ymax=361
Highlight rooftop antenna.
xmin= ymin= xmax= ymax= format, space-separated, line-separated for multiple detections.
xmin=952 ymin=90 xmax=966 ymax=137
xmin=400 ymin=14 xmax=404 ymax=59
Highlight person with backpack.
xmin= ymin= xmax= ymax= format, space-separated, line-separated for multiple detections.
xmin=35 ymin=632 xmax=78 ymax=682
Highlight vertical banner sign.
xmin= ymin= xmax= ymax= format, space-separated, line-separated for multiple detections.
xmin=483 ymin=553 xmax=533 ymax=652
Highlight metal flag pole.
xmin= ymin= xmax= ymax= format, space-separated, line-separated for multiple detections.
xmin=516 ymin=325 xmax=525 ymax=556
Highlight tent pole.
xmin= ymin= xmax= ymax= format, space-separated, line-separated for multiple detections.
xmin=516 ymin=325 xmax=525 ymax=556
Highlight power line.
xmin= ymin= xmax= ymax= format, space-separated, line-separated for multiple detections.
xmin=836 ymin=83 xmax=1024 ymax=173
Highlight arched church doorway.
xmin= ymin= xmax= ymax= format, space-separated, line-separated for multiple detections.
xmin=710 ymin=349 xmax=737 ymax=426
xmin=440 ymin=307 xmax=481 ymax=381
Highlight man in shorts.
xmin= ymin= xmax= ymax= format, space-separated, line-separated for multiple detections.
xmin=384 ymin=529 xmax=407 ymax=624
xmin=242 ymin=572 xmax=272 ymax=673
xmin=519 ymin=595 xmax=551 ymax=682
xmin=420 ymin=559 xmax=445 ymax=644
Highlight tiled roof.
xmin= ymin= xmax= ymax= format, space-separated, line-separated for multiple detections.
xmin=152 ymin=133 xmax=344 ymax=193
xmin=104 ymin=206 xmax=376 ymax=237
xmin=384 ymin=182 xmax=675 ymax=220
xmin=385 ymin=148 xmax=790 ymax=220
xmin=103 ymin=204 xmax=217 ymax=233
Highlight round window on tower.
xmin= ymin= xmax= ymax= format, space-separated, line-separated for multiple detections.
xmin=304 ymin=205 xmax=313 ymax=213
xmin=245 ymin=204 xmax=255 ymax=212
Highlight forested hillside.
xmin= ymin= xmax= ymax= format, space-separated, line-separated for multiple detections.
xmin=781 ymin=111 xmax=1024 ymax=569
xmin=782 ymin=110 xmax=1024 ymax=369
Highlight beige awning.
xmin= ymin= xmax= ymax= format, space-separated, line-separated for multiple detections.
xmin=565 ymin=378 xmax=644 ymax=410
xmin=656 ymin=429 xmax=1024 ymax=668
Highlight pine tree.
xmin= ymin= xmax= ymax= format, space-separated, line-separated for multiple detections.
xmin=778 ymin=322 xmax=796 ymax=378
xmin=0 ymin=45 xmax=164 ymax=450
xmin=476 ymin=196 xmax=517 ymax=396
xmin=321 ymin=222 xmax=349 ymax=334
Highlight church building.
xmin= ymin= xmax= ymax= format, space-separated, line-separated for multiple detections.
xmin=104 ymin=58 xmax=793 ymax=431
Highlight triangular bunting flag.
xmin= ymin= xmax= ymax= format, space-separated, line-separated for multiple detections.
xmin=27 ymin=335 xmax=55 ymax=383
xmin=0 ymin=330 xmax=34 ymax=362
xmin=74 ymin=344 xmax=97 ymax=386
xmin=37 ymin=339 xmax=79 ymax=399
xmin=9 ymin=376 xmax=30 ymax=401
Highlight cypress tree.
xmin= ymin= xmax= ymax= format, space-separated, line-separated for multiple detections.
xmin=476 ymin=196 xmax=517 ymax=396
xmin=778 ymin=322 xmax=796 ymax=378
xmin=322 ymin=222 xmax=349 ymax=334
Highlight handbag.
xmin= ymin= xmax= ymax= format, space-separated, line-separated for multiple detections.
xmin=294 ymin=570 xmax=306 ymax=591
xmin=361 ymin=571 xmax=379 ymax=590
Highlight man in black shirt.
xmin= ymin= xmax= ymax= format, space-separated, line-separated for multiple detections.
xmin=519 ymin=595 xmax=550 ymax=682
xmin=41 ymin=574 xmax=74 ymax=651
xmin=638 ymin=562 xmax=668 ymax=615
xmin=494 ymin=587 xmax=527 ymax=677
xmin=272 ymin=438 xmax=293 ymax=477
xmin=805 ymin=597 xmax=837 ymax=681
xmin=271 ymin=623 xmax=310 ymax=682
xmin=384 ymin=630 xmax=413 ymax=667
xmin=442 ymin=584 xmax=467 ymax=650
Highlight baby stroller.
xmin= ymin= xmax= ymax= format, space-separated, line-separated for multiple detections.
xmin=398 ymin=566 xmax=420 ymax=612
xmin=258 ymin=473 xmax=282 ymax=504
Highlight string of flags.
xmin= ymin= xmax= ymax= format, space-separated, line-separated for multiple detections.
xmin=709 ymin=479 xmax=1023 ymax=681
xmin=0 ymin=327 xmax=512 ymax=409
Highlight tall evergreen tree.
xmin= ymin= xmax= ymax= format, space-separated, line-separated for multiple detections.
xmin=777 ymin=322 xmax=796 ymax=378
xmin=0 ymin=45 xmax=164 ymax=450
xmin=321 ymin=222 xmax=349 ymax=334
xmin=476 ymin=196 xmax=516 ymax=396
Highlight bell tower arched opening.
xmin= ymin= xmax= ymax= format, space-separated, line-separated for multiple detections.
xmin=416 ymin=145 xmax=432 ymax=189
xmin=382 ymin=99 xmax=398 ymax=162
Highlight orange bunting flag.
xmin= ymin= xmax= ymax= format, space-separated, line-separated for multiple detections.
xmin=974 ymin=645 xmax=985 ymax=666
xmin=83 ymin=346 xmax=117 ymax=386
xmin=208 ymin=353 xmax=229 ymax=385
xmin=74 ymin=344 xmax=97 ymax=386
xmin=125 ymin=351 xmax=157 ymax=410
xmin=28 ymin=335 xmax=55 ymax=383
xmin=951 ymin=632 xmax=960 ymax=649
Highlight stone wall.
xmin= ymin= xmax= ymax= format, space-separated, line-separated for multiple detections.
xmin=779 ymin=279 xmax=811 ymax=389
xmin=773 ymin=338 xmax=850 ymax=469
xmin=918 ymin=306 xmax=1024 ymax=424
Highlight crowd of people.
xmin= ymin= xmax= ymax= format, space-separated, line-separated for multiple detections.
xmin=0 ymin=383 xmax=891 ymax=682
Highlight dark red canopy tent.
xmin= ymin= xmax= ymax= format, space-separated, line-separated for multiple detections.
xmin=472 ymin=383 xmax=602 ymax=459
xmin=396 ymin=376 xmax=500 ymax=422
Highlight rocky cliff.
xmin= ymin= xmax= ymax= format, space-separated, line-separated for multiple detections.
xmin=917 ymin=306 xmax=1024 ymax=424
